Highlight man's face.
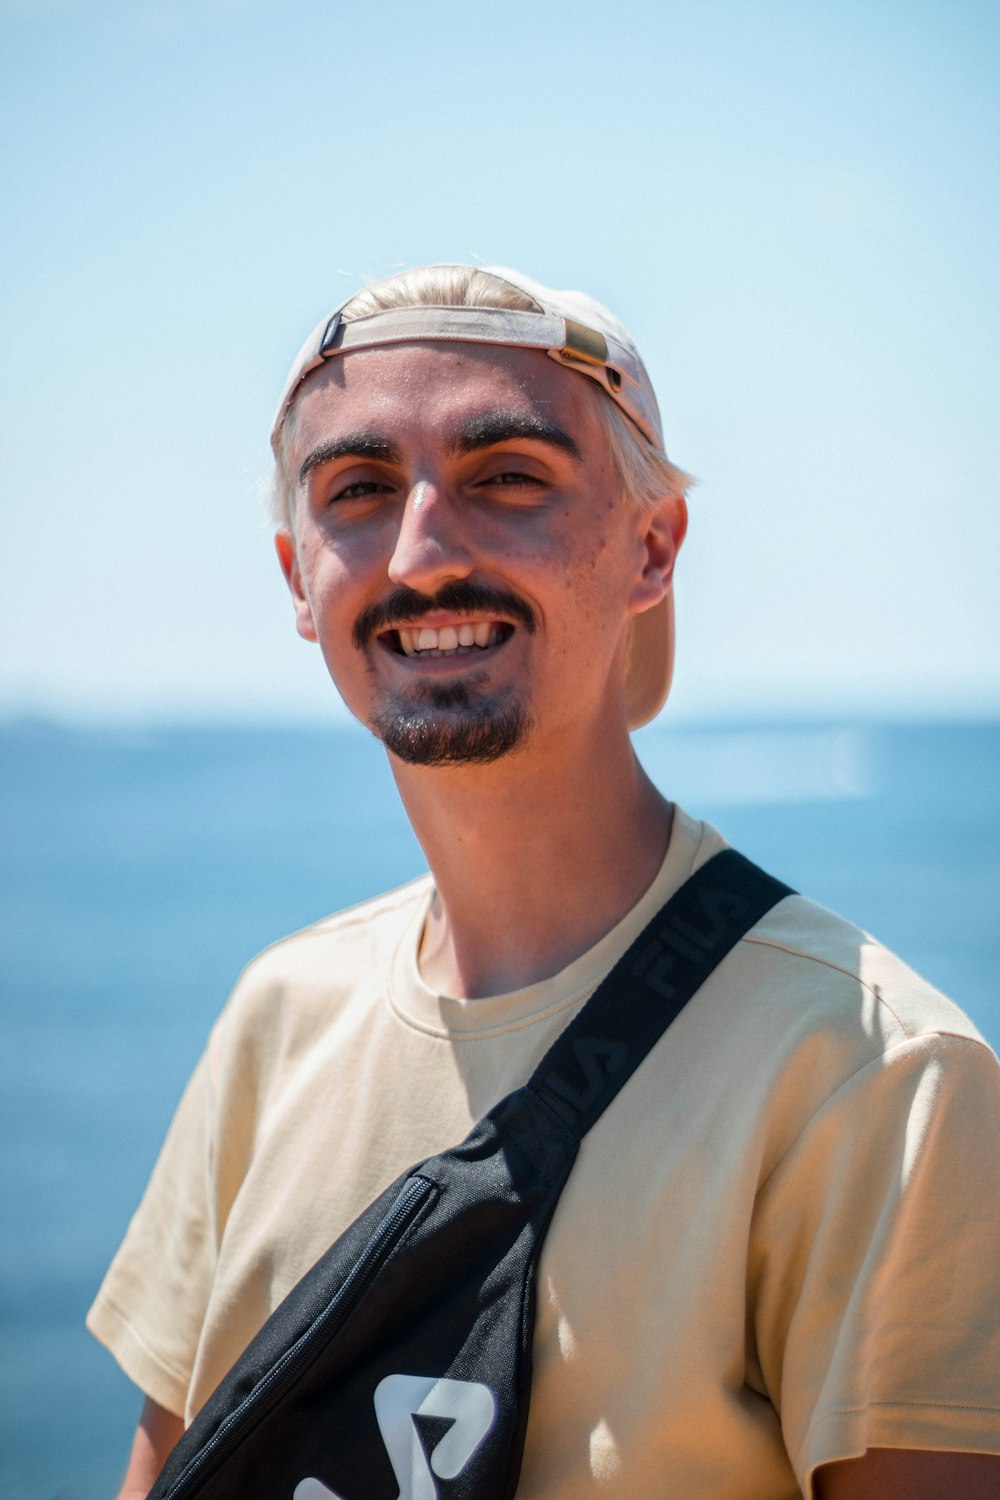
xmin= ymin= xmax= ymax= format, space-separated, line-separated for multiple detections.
xmin=276 ymin=340 xmax=680 ymax=766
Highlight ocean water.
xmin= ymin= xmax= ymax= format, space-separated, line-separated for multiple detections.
xmin=1 ymin=717 xmax=998 ymax=1499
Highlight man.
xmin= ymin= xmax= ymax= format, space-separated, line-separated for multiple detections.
xmin=90 ymin=266 xmax=1000 ymax=1499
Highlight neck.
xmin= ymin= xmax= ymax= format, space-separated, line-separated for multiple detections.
xmin=389 ymin=723 xmax=672 ymax=999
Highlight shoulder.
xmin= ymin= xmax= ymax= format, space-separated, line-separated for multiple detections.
xmin=743 ymin=888 xmax=989 ymax=1050
xmin=205 ymin=874 xmax=433 ymax=1096
xmin=671 ymin=820 xmax=998 ymax=1179
xmin=719 ymin=888 xmax=1000 ymax=1189
xmin=234 ymin=874 xmax=432 ymax=995
xmin=678 ymin=808 xmax=989 ymax=1061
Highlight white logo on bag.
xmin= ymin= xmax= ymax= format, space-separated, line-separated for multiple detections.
xmin=293 ymin=1374 xmax=497 ymax=1500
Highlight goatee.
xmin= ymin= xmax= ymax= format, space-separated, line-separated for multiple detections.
xmin=372 ymin=680 xmax=530 ymax=766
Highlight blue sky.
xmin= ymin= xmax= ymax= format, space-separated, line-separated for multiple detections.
xmin=1 ymin=0 xmax=998 ymax=723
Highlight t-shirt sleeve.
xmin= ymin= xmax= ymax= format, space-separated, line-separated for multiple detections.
xmin=86 ymin=1048 xmax=217 ymax=1418
xmin=747 ymin=1030 xmax=1000 ymax=1495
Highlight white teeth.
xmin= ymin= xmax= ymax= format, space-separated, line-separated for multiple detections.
xmin=391 ymin=619 xmax=504 ymax=656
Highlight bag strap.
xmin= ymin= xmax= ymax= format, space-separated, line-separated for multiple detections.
xmin=528 ymin=848 xmax=793 ymax=1142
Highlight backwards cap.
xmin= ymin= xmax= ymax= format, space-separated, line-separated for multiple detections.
xmin=272 ymin=265 xmax=678 ymax=728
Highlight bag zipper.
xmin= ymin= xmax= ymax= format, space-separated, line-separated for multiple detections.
xmin=163 ymin=1173 xmax=437 ymax=1499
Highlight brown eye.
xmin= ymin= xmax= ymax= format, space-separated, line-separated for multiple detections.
xmin=478 ymin=469 xmax=547 ymax=490
xmin=332 ymin=480 xmax=392 ymax=502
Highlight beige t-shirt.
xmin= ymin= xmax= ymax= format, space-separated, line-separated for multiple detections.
xmin=88 ymin=807 xmax=1000 ymax=1497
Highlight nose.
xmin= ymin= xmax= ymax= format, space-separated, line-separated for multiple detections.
xmin=387 ymin=480 xmax=476 ymax=594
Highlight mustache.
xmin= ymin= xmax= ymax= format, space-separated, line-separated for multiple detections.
xmin=353 ymin=582 xmax=538 ymax=649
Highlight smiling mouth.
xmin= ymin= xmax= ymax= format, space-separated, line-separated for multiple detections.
xmin=381 ymin=620 xmax=514 ymax=658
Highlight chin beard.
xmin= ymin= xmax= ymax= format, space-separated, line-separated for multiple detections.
xmin=371 ymin=680 xmax=530 ymax=766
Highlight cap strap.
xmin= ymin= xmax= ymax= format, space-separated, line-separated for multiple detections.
xmin=272 ymin=305 xmax=660 ymax=450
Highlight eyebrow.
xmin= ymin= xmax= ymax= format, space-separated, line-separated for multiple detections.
xmin=298 ymin=432 xmax=403 ymax=485
xmin=296 ymin=411 xmax=581 ymax=487
xmin=447 ymin=411 xmax=581 ymax=461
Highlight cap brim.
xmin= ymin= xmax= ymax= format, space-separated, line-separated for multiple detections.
xmin=625 ymin=593 xmax=674 ymax=730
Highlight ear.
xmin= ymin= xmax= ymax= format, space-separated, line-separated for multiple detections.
xmin=274 ymin=528 xmax=319 ymax=643
xmin=629 ymin=494 xmax=688 ymax=616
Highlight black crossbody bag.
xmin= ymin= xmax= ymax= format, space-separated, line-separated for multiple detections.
xmin=149 ymin=849 xmax=792 ymax=1500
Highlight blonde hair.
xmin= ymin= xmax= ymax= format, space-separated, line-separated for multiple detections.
xmin=271 ymin=266 xmax=692 ymax=527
